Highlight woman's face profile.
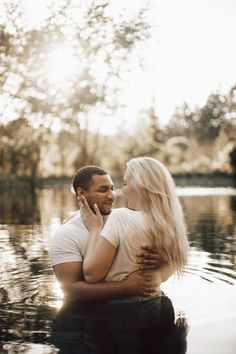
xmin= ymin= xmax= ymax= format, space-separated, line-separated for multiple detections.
xmin=122 ymin=170 xmax=140 ymax=210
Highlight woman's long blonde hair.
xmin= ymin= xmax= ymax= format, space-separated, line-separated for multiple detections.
xmin=126 ymin=157 xmax=188 ymax=275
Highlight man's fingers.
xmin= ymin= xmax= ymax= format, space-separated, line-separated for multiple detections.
xmin=141 ymin=245 xmax=158 ymax=253
xmin=139 ymin=271 xmax=157 ymax=281
xmin=137 ymin=252 xmax=162 ymax=259
xmin=137 ymin=254 xmax=163 ymax=262
xmin=137 ymin=252 xmax=152 ymax=259
xmin=138 ymin=259 xmax=161 ymax=265
xmin=143 ymin=286 xmax=158 ymax=296
xmin=139 ymin=265 xmax=157 ymax=270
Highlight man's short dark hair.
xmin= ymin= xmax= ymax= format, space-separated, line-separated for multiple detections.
xmin=72 ymin=165 xmax=108 ymax=194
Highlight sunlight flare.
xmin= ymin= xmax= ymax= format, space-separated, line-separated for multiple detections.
xmin=45 ymin=46 xmax=78 ymax=84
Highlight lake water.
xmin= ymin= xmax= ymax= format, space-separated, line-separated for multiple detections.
xmin=0 ymin=186 xmax=236 ymax=354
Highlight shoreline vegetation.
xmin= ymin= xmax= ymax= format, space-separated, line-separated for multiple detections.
xmin=1 ymin=173 xmax=235 ymax=192
xmin=1 ymin=2 xmax=236 ymax=202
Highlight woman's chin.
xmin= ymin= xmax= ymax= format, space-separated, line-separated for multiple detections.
xmin=127 ymin=202 xmax=136 ymax=211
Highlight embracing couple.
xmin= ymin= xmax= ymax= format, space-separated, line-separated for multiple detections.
xmin=50 ymin=156 xmax=188 ymax=303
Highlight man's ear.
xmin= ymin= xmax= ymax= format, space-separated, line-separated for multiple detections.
xmin=76 ymin=187 xmax=86 ymax=198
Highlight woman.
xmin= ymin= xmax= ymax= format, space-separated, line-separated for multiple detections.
xmin=81 ymin=157 xmax=188 ymax=292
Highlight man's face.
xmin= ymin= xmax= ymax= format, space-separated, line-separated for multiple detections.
xmin=84 ymin=174 xmax=116 ymax=215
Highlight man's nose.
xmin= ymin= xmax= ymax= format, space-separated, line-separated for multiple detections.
xmin=108 ymin=190 xmax=116 ymax=200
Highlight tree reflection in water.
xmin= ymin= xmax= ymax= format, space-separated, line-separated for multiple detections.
xmin=0 ymin=188 xmax=235 ymax=353
xmin=181 ymin=195 xmax=236 ymax=257
xmin=52 ymin=294 xmax=188 ymax=354
xmin=0 ymin=189 xmax=40 ymax=225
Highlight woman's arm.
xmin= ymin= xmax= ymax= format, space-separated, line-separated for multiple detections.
xmin=84 ymin=230 xmax=117 ymax=283
xmin=53 ymin=261 xmax=160 ymax=301
xmin=80 ymin=196 xmax=117 ymax=283
xmin=80 ymin=197 xmax=173 ymax=284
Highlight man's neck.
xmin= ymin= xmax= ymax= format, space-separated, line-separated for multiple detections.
xmin=102 ymin=214 xmax=110 ymax=224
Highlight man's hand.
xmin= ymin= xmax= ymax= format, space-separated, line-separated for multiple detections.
xmin=136 ymin=245 xmax=164 ymax=270
xmin=124 ymin=270 xmax=162 ymax=297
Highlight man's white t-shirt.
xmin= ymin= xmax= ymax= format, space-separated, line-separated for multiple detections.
xmin=50 ymin=211 xmax=88 ymax=266
xmin=50 ymin=208 xmax=154 ymax=282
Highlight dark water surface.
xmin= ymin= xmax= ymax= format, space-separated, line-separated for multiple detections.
xmin=0 ymin=186 xmax=236 ymax=353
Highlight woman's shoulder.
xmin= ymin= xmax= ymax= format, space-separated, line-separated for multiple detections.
xmin=111 ymin=207 xmax=137 ymax=216
xmin=111 ymin=208 xmax=144 ymax=222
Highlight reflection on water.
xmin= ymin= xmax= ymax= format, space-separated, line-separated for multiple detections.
xmin=0 ymin=191 xmax=40 ymax=225
xmin=0 ymin=187 xmax=236 ymax=353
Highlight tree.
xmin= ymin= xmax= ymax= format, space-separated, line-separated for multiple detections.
xmin=0 ymin=118 xmax=44 ymax=188
xmin=226 ymin=85 xmax=236 ymax=116
xmin=167 ymin=94 xmax=228 ymax=143
xmin=229 ymin=147 xmax=236 ymax=174
xmin=0 ymin=0 xmax=153 ymax=178
xmin=167 ymin=102 xmax=195 ymax=138
xmin=194 ymin=94 xmax=228 ymax=142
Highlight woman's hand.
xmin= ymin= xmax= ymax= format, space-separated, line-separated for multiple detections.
xmin=78 ymin=195 xmax=104 ymax=231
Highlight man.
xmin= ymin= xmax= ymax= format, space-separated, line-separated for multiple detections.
xmin=50 ymin=165 xmax=166 ymax=302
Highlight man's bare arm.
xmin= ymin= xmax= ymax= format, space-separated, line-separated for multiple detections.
xmin=53 ymin=261 xmax=160 ymax=302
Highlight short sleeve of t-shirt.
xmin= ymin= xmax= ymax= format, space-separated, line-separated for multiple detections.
xmin=50 ymin=223 xmax=83 ymax=266
xmin=100 ymin=208 xmax=130 ymax=248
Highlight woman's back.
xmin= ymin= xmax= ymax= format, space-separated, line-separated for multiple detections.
xmin=101 ymin=208 xmax=155 ymax=282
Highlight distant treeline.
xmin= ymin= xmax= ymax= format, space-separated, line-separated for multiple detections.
xmin=0 ymin=1 xmax=236 ymax=188
xmin=0 ymin=85 xmax=236 ymax=189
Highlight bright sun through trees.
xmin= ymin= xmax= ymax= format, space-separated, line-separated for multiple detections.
xmin=45 ymin=46 xmax=78 ymax=84
xmin=0 ymin=0 xmax=236 ymax=181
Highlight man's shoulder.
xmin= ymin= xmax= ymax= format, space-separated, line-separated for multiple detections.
xmin=53 ymin=212 xmax=85 ymax=238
